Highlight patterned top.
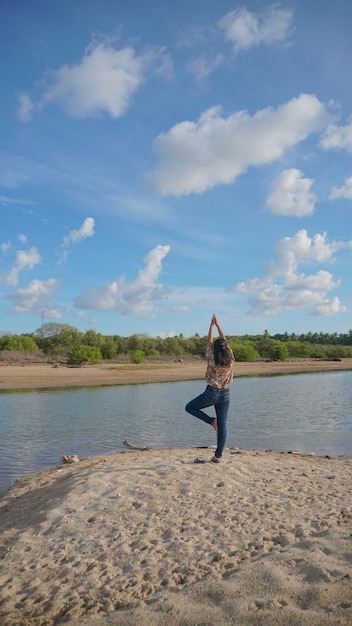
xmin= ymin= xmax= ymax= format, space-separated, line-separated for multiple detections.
xmin=205 ymin=346 xmax=234 ymax=389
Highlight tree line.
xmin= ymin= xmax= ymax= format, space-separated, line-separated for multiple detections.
xmin=1 ymin=322 xmax=352 ymax=365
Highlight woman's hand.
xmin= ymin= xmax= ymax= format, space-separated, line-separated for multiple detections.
xmin=213 ymin=314 xmax=226 ymax=340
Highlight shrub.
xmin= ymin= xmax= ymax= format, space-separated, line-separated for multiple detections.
xmin=269 ymin=341 xmax=289 ymax=361
xmin=0 ymin=334 xmax=39 ymax=352
xmin=67 ymin=345 xmax=102 ymax=365
xmin=146 ymin=349 xmax=160 ymax=357
xmin=230 ymin=342 xmax=259 ymax=362
xmin=129 ymin=349 xmax=145 ymax=364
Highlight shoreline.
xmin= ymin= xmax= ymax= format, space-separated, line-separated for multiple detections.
xmin=1 ymin=360 xmax=352 ymax=624
xmin=1 ymin=357 xmax=352 ymax=390
xmin=1 ymin=446 xmax=351 ymax=625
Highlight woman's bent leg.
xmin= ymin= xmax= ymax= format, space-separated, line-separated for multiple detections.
xmin=185 ymin=386 xmax=217 ymax=425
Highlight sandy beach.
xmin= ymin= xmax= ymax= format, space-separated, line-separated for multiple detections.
xmin=0 ymin=448 xmax=351 ymax=625
xmin=1 ymin=360 xmax=352 ymax=625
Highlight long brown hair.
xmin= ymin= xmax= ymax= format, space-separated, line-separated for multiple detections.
xmin=213 ymin=338 xmax=232 ymax=366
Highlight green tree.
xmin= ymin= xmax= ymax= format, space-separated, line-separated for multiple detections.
xmin=269 ymin=341 xmax=289 ymax=361
xmin=34 ymin=323 xmax=82 ymax=355
xmin=257 ymin=336 xmax=275 ymax=358
xmin=163 ymin=337 xmax=185 ymax=356
xmin=101 ymin=340 xmax=118 ymax=359
xmin=112 ymin=335 xmax=128 ymax=354
xmin=83 ymin=329 xmax=105 ymax=347
xmin=287 ymin=341 xmax=313 ymax=358
xmin=127 ymin=334 xmax=142 ymax=351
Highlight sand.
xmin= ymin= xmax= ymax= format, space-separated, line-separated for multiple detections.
xmin=0 ymin=448 xmax=351 ymax=626
xmin=1 ymin=357 xmax=352 ymax=390
xmin=1 ymin=360 xmax=352 ymax=625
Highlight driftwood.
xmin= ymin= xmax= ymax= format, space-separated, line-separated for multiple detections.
xmin=123 ymin=440 xmax=151 ymax=451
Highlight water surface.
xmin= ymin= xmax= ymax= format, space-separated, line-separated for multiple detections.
xmin=1 ymin=371 xmax=351 ymax=491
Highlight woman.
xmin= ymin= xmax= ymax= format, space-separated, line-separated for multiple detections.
xmin=185 ymin=314 xmax=234 ymax=463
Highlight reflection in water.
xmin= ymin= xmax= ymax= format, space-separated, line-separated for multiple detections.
xmin=1 ymin=371 xmax=351 ymax=491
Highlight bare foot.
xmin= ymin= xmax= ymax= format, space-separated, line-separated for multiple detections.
xmin=212 ymin=418 xmax=218 ymax=435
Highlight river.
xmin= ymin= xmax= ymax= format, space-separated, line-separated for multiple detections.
xmin=1 ymin=370 xmax=351 ymax=491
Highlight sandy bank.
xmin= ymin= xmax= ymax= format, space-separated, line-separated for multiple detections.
xmin=1 ymin=358 xmax=352 ymax=390
xmin=0 ymin=447 xmax=351 ymax=625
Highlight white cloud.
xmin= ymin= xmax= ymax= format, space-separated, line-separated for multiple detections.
xmin=285 ymin=270 xmax=338 ymax=292
xmin=17 ymin=93 xmax=34 ymax=122
xmin=74 ymin=244 xmax=170 ymax=317
xmin=18 ymin=234 xmax=27 ymax=244
xmin=166 ymin=306 xmax=190 ymax=313
xmin=20 ymin=41 xmax=156 ymax=121
xmin=236 ymin=230 xmax=352 ymax=316
xmin=58 ymin=217 xmax=95 ymax=265
xmin=74 ymin=310 xmax=97 ymax=325
xmin=272 ymin=229 xmax=349 ymax=274
xmin=62 ymin=217 xmax=95 ymax=246
xmin=187 ymin=53 xmax=225 ymax=81
xmin=330 ymin=177 xmax=352 ymax=199
xmin=6 ymin=278 xmax=63 ymax=318
xmin=154 ymin=330 xmax=177 ymax=339
xmin=147 ymin=93 xmax=330 ymax=196
xmin=0 ymin=246 xmax=41 ymax=287
xmin=266 ymin=168 xmax=316 ymax=216
xmin=0 ymin=195 xmax=34 ymax=207
xmin=0 ymin=242 xmax=11 ymax=254
xmin=218 ymin=5 xmax=293 ymax=52
xmin=184 ymin=5 xmax=292 ymax=82
xmin=320 ymin=120 xmax=352 ymax=152
xmin=309 ymin=297 xmax=346 ymax=317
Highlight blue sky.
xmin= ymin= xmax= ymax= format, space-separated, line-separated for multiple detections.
xmin=1 ymin=0 xmax=352 ymax=339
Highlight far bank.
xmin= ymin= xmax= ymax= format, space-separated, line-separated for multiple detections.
xmin=1 ymin=358 xmax=352 ymax=390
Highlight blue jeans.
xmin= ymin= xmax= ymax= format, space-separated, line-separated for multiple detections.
xmin=185 ymin=385 xmax=230 ymax=459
